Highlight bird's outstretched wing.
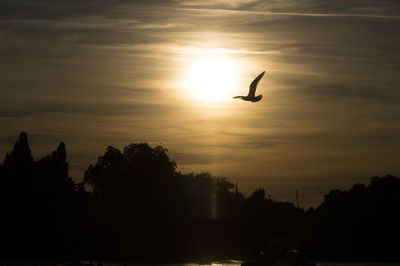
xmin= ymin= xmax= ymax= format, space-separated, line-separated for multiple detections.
xmin=248 ymin=71 xmax=265 ymax=97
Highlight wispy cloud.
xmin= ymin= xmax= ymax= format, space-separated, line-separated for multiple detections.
xmin=177 ymin=7 xmax=400 ymax=20
xmin=176 ymin=0 xmax=260 ymax=9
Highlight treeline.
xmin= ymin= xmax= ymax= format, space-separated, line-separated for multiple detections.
xmin=0 ymin=132 xmax=399 ymax=261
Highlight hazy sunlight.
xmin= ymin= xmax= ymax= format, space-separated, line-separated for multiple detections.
xmin=183 ymin=55 xmax=239 ymax=102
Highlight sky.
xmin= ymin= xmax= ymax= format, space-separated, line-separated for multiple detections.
xmin=1 ymin=0 xmax=400 ymax=207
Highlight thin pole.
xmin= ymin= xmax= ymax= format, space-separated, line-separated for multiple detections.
xmin=235 ymin=179 xmax=238 ymax=196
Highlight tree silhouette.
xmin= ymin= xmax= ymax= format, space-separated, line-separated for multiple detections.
xmin=3 ymin=132 xmax=33 ymax=169
xmin=1 ymin=132 xmax=399 ymax=262
xmin=314 ymin=175 xmax=400 ymax=260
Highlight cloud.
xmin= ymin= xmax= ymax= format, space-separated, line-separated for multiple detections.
xmin=176 ymin=0 xmax=260 ymax=9
xmin=1 ymin=0 xmax=399 ymax=21
xmin=179 ymin=8 xmax=400 ymax=19
xmin=0 ymin=92 xmax=173 ymax=119
xmin=0 ymin=0 xmax=133 ymax=19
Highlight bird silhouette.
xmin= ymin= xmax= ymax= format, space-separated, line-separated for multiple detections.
xmin=233 ymin=71 xmax=265 ymax=102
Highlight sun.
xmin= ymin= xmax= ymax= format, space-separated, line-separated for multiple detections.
xmin=183 ymin=55 xmax=238 ymax=102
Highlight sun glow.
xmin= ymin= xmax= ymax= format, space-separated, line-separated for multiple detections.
xmin=183 ymin=55 xmax=239 ymax=102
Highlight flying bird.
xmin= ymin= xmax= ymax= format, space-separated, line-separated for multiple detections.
xmin=233 ymin=71 xmax=265 ymax=102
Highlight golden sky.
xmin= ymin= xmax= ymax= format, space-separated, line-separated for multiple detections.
xmin=1 ymin=0 xmax=400 ymax=206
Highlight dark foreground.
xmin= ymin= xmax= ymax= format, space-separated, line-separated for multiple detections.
xmin=1 ymin=261 xmax=400 ymax=266
xmin=1 ymin=133 xmax=400 ymax=262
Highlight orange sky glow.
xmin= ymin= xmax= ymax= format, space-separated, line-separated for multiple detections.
xmin=1 ymin=0 xmax=400 ymax=207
